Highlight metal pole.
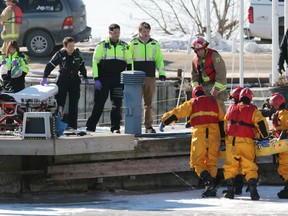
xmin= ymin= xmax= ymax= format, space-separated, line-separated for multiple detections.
xmin=272 ymin=0 xmax=279 ymax=85
xmin=206 ymin=0 xmax=211 ymax=43
xmin=285 ymin=0 xmax=288 ymax=32
xmin=239 ymin=0 xmax=244 ymax=87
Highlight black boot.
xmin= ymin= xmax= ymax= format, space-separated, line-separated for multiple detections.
xmin=277 ymin=181 xmax=288 ymax=199
xmin=223 ymin=178 xmax=235 ymax=199
xmin=234 ymin=174 xmax=244 ymax=195
xmin=200 ymin=170 xmax=217 ymax=198
xmin=248 ymin=178 xmax=260 ymax=200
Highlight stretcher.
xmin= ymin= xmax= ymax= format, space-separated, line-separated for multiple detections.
xmin=7 ymin=84 xmax=58 ymax=109
xmin=219 ymin=138 xmax=288 ymax=159
xmin=0 ymin=84 xmax=58 ymax=130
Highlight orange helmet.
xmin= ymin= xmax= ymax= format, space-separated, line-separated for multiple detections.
xmin=269 ymin=93 xmax=285 ymax=109
xmin=192 ymin=85 xmax=206 ymax=98
xmin=239 ymin=87 xmax=253 ymax=102
xmin=229 ymin=86 xmax=244 ymax=101
xmin=191 ymin=36 xmax=209 ymax=51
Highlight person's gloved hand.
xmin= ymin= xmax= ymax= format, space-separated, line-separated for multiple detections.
xmin=159 ymin=122 xmax=165 ymax=132
xmin=94 ymin=80 xmax=102 ymax=90
xmin=82 ymin=78 xmax=89 ymax=85
xmin=159 ymin=75 xmax=166 ymax=81
xmin=260 ymin=139 xmax=269 ymax=147
xmin=1 ymin=59 xmax=6 ymax=65
xmin=220 ymin=139 xmax=226 ymax=151
xmin=12 ymin=59 xmax=17 ymax=67
xmin=278 ymin=65 xmax=285 ymax=75
xmin=40 ymin=78 xmax=48 ymax=86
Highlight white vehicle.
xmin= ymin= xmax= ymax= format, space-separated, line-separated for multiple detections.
xmin=244 ymin=0 xmax=284 ymax=41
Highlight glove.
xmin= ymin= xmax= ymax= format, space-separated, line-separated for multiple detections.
xmin=220 ymin=139 xmax=226 ymax=151
xmin=1 ymin=59 xmax=6 ymax=65
xmin=40 ymin=78 xmax=48 ymax=86
xmin=278 ymin=65 xmax=285 ymax=75
xmin=94 ymin=80 xmax=102 ymax=90
xmin=82 ymin=78 xmax=89 ymax=85
xmin=260 ymin=139 xmax=269 ymax=147
xmin=12 ymin=59 xmax=17 ymax=67
xmin=159 ymin=122 xmax=165 ymax=132
xmin=159 ymin=75 xmax=166 ymax=81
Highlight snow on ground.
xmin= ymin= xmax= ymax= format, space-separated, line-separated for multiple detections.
xmin=78 ymin=31 xmax=272 ymax=54
xmin=0 ymin=186 xmax=287 ymax=216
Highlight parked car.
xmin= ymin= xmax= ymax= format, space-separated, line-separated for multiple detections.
xmin=0 ymin=0 xmax=91 ymax=57
xmin=244 ymin=0 xmax=284 ymax=42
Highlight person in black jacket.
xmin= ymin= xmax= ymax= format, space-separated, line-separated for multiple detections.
xmin=278 ymin=29 xmax=288 ymax=75
xmin=40 ymin=37 xmax=88 ymax=130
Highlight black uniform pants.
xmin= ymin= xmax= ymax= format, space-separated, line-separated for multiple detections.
xmin=86 ymin=76 xmax=123 ymax=131
xmin=56 ymin=76 xmax=81 ymax=129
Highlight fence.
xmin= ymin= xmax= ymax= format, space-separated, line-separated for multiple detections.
xmin=25 ymin=78 xmax=188 ymax=128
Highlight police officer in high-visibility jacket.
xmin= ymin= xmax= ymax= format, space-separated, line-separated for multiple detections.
xmin=129 ymin=22 xmax=166 ymax=133
xmin=0 ymin=0 xmax=22 ymax=54
xmin=86 ymin=24 xmax=133 ymax=133
xmin=159 ymin=85 xmax=225 ymax=198
xmin=191 ymin=36 xmax=228 ymax=112
xmin=223 ymin=88 xmax=269 ymax=200
xmin=270 ymin=93 xmax=288 ymax=199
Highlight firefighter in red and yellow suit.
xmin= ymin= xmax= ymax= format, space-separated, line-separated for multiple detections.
xmin=159 ymin=85 xmax=225 ymax=198
xmin=269 ymin=93 xmax=288 ymax=199
xmin=191 ymin=36 xmax=228 ymax=112
xmin=223 ymin=88 xmax=269 ymax=200
xmin=0 ymin=0 xmax=22 ymax=54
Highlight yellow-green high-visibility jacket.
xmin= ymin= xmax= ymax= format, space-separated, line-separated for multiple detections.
xmin=0 ymin=51 xmax=29 ymax=73
xmin=92 ymin=38 xmax=133 ymax=79
xmin=129 ymin=36 xmax=165 ymax=77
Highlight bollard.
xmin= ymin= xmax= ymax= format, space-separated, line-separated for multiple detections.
xmin=121 ymin=70 xmax=145 ymax=135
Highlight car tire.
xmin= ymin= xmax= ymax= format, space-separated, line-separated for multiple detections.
xmin=26 ymin=30 xmax=54 ymax=57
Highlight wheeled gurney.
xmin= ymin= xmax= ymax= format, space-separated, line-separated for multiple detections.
xmin=0 ymin=84 xmax=58 ymax=130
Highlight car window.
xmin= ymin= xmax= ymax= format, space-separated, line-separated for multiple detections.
xmin=27 ymin=0 xmax=62 ymax=13
xmin=69 ymin=0 xmax=85 ymax=12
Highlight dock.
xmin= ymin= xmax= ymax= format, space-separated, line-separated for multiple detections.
xmin=0 ymin=122 xmax=282 ymax=194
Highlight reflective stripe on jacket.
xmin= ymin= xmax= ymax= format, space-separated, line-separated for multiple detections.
xmin=4 ymin=5 xmax=22 ymax=24
xmin=190 ymin=96 xmax=219 ymax=126
xmin=92 ymin=38 xmax=133 ymax=78
xmin=129 ymin=37 xmax=165 ymax=77
xmin=194 ymin=48 xmax=216 ymax=82
xmin=0 ymin=5 xmax=22 ymax=39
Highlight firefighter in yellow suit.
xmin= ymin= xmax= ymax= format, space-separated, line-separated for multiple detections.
xmin=0 ymin=0 xmax=22 ymax=53
xmin=159 ymin=85 xmax=225 ymax=198
xmin=223 ymin=88 xmax=269 ymax=200
xmin=269 ymin=93 xmax=288 ymax=199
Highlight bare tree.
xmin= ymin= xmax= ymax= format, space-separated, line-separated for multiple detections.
xmin=130 ymin=0 xmax=239 ymax=39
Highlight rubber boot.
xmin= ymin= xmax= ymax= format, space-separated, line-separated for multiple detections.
xmin=277 ymin=181 xmax=288 ymax=199
xmin=248 ymin=178 xmax=260 ymax=200
xmin=223 ymin=178 xmax=235 ymax=199
xmin=234 ymin=174 xmax=244 ymax=195
xmin=200 ymin=170 xmax=217 ymax=198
